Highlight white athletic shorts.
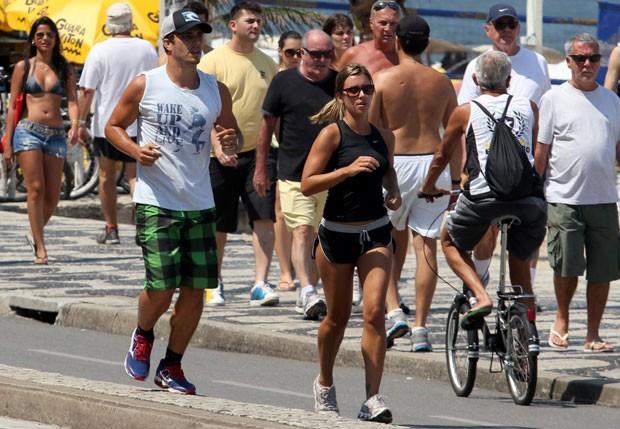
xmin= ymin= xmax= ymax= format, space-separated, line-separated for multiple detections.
xmin=388 ymin=154 xmax=450 ymax=238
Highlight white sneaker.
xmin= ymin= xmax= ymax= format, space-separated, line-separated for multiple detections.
xmin=313 ymin=376 xmax=339 ymax=416
xmin=358 ymin=394 xmax=392 ymax=423
xmin=250 ymin=282 xmax=279 ymax=306
xmin=295 ymin=287 xmax=326 ymax=320
xmin=206 ymin=282 xmax=225 ymax=306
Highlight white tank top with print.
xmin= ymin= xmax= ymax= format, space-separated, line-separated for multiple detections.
xmin=134 ymin=65 xmax=221 ymax=211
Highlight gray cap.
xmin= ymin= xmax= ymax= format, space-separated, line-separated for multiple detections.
xmin=106 ymin=3 xmax=132 ymax=34
xmin=160 ymin=9 xmax=212 ymax=39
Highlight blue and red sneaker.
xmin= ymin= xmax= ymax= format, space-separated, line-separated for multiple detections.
xmin=124 ymin=328 xmax=153 ymax=381
xmin=154 ymin=360 xmax=196 ymax=394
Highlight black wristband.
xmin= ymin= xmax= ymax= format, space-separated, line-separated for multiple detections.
xmin=451 ymin=179 xmax=461 ymax=185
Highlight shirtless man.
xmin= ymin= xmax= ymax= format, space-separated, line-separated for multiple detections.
xmin=369 ymin=15 xmax=457 ymax=352
xmin=336 ymin=0 xmax=400 ymax=74
xmin=604 ymin=45 xmax=620 ymax=93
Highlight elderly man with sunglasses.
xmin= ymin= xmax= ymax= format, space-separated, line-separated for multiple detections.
xmin=534 ymin=33 xmax=620 ymax=353
xmin=254 ymin=29 xmax=336 ymax=321
xmin=336 ymin=0 xmax=400 ymax=74
xmin=457 ymin=3 xmax=551 ymax=302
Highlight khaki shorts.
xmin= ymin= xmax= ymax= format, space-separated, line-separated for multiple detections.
xmin=547 ymin=202 xmax=620 ymax=282
xmin=278 ymin=180 xmax=326 ymax=231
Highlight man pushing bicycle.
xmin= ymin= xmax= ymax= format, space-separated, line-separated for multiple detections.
xmin=419 ymin=50 xmax=546 ymax=327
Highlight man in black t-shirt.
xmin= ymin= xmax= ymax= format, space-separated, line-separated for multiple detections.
xmin=254 ymin=29 xmax=336 ymax=321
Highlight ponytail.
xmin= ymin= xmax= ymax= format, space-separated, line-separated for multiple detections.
xmin=310 ymin=99 xmax=345 ymax=124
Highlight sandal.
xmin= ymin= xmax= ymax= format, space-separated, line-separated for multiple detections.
xmin=460 ymin=304 xmax=492 ymax=330
xmin=27 ymin=235 xmax=48 ymax=265
xmin=548 ymin=328 xmax=569 ymax=349
xmin=583 ymin=340 xmax=614 ymax=353
xmin=34 ymin=255 xmax=48 ymax=265
xmin=277 ymin=280 xmax=296 ymax=291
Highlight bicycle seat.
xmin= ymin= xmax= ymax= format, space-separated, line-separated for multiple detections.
xmin=491 ymin=215 xmax=521 ymax=227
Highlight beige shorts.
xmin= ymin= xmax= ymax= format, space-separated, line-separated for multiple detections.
xmin=278 ymin=180 xmax=327 ymax=231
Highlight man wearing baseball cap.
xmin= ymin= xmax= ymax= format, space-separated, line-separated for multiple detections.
xmin=457 ymin=3 xmax=551 ymax=304
xmin=106 ymin=8 xmax=241 ymax=394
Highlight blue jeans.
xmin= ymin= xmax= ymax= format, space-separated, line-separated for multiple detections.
xmin=13 ymin=120 xmax=66 ymax=158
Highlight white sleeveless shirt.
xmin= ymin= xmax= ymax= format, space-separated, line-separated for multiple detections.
xmin=464 ymin=93 xmax=535 ymax=198
xmin=133 ymin=66 xmax=221 ymax=211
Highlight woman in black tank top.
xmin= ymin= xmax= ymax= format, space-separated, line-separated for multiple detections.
xmin=301 ymin=64 xmax=400 ymax=422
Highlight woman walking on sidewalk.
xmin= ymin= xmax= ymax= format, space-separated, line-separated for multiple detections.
xmin=2 ymin=17 xmax=79 ymax=264
xmin=301 ymin=64 xmax=401 ymax=423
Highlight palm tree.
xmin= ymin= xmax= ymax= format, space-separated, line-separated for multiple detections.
xmin=203 ymin=0 xmax=327 ymax=35
xmin=199 ymin=0 xmax=408 ymax=37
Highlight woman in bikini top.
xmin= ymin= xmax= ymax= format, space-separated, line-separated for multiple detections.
xmin=2 ymin=16 xmax=78 ymax=265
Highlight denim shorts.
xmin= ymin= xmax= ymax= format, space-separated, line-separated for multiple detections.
xmin=12 ymin=120 xmax=67 ymax=158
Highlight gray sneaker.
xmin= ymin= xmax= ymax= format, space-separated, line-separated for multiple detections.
xmin=97 ymin=226 xmax=120 ymax=244
xmin=386 ymin=309 xmax=411 ymax=346
xmin=411 ymin=326 xmax=432 ymax=352
xmin=358 ymin=394 xmax=392 ymax=423
xmin=295 ymin=288 xmax=327 ymax=320
xmin=313 ymin=376 xmax=339 ymax=416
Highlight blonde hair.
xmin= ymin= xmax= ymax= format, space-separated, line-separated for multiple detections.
xmin=310 ymin=63 xmax=373 ymax=124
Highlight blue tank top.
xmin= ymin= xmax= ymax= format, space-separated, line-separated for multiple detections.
xmin=323 ymin=120 xmax=388 ymax=222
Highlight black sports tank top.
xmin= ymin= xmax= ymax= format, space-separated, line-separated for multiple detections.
xmin=323 ymin=120 xmax=389 ymax=222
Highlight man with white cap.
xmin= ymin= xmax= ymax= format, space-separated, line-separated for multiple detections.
xmin=77 ymin=2 xmax=158 ymax=245
xmin=105 ymin=9 xmax=241 ymax=395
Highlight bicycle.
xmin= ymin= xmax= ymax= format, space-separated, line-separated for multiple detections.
xmin=445 ymin=215 xmax=540 ymax=406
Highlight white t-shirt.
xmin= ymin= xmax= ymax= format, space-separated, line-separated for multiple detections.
xmin=134 ymin=66 xmax=221 ymax=211
xmin=458 ymin=47 xmax=551 ymax=105
xmin=538 ymin=82 xmax=620 ymax=205
xmin=465 ymin=94 xmax=535 ymax=197
xmin=79 ymin=37 xmax=158 ymax=137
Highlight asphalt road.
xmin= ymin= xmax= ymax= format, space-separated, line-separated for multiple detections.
xmin=1 ymin=314 xmax=619 ymax=428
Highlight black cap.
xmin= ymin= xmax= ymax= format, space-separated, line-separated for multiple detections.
xmin=396 ymin=15 xmax=430 ymax=39
xmin=487 ymin=4 xmax=519 ymax=23
xmin=160 ymin=10 xmax=212 ymax=39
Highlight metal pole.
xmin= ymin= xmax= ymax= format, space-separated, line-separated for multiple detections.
xmin=524 ymin=0 xmax=543 ymax=53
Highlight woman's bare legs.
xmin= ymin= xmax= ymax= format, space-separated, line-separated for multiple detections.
xmin=18 ymin=150 xmax=64 ymax=262
xmin=357 ymin=247 xmax=391 ymax=398
xmin=316 ymin=246 xmax=354 ymax=387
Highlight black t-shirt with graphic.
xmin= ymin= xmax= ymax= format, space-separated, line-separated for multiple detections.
xmin=262 ymin=68 xmax=337 ymax=181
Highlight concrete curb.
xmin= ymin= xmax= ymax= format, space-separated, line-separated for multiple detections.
xmin=49 ymin=302 xmax=620 ymax=408
xmin=0 ymin=365 xmax=398 ymax=429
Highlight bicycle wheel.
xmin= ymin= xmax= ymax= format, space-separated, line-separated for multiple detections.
xmin=446 ymin=297 xmax=478 ymax=397
xmin=62 ymin=142 xmax=99 ymax=199
xmin=504 ymin=304 xmax=537 ymax=405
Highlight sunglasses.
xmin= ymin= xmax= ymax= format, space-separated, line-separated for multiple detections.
xmin=283 ymin=48 xmax=302 ymax=58
xmin=568 ymin=54 xmax=602 ymax=64
xmin=493 ymin=19 xmax=519 ymax=30
xmin=35 ymin=31 xmax=55 ymax=39
xmin=342 ymin=84 xmax=375 ymax=97
xmin=302 ymin=48 xmax=333 ymax=60
xmin=372 ymin=1 xmax=400 ymax=12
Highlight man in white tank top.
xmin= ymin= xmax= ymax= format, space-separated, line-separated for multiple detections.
xmin=419 ymin=51 xmax=546 ymax=329
xmin=105 ymin=10 xmax=241 ymax=394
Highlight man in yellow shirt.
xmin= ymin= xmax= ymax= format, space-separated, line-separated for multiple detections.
xmin=198 ymin=1 xmax=278 ymax=307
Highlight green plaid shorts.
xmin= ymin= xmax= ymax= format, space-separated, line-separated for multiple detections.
xmin=135 ymin=204 xmax=218 ymax=290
